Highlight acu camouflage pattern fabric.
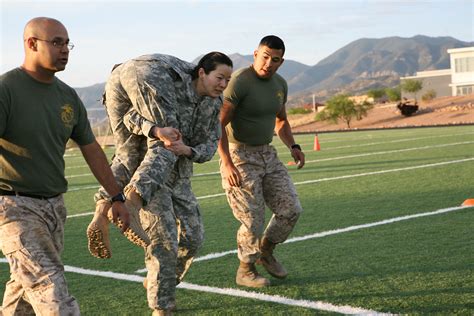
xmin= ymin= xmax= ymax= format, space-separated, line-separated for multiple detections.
xmin=221 ymin=144 xmax=303 ymax=263
xmin=97 ymin=54 xmax=221 ymax=311
xmin=141 ymin=169 xmax=204 ymax=310
xmin=0 ymin=195 xmax=80 ymax=316
xmin=98 ymin=53 xmax=222 ymax=203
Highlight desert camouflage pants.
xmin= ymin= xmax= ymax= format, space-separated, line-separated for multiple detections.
xmin=221 ymin=144 xmax=303 ymax=263
xmin=141 ymin=169 xmax=204 ymax=311
xmin=0 ymin=195 xmax=80 ymax=316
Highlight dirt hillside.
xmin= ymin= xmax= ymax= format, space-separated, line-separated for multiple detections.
xmin=290 ymin=95 xmax=474 ymax=133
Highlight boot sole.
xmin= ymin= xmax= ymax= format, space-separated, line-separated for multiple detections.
xmin=236 ymin=279 xmax=270 ymax=288
xmin=110 ymin=217 xmax=150 ymax=248
xmin=87 ymin=227 xmax=111 ymax=259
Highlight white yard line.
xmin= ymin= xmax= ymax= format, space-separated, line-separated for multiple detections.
xmin=63 ymin=140 xmax=474 ymax=180
xmin=2 ymin=205 xmax=469 ymax=314
xmin=204 ymin=131 xmax=474 ymax=163
xmin=66 ymin=156 xmax=474 ymax=213
xmin=66 ymin=141 xmax=474 ymax=190
xmin=148 ymin=205 xmax=470 ymax=266
xmin=0 ymin=257 xmax=385 ymax=314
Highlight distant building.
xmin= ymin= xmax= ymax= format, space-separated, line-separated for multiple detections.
xmin=449 ymin=47 xmax=474 ymax=96
xmin=400 ymin=46 xmax=474 ymax=100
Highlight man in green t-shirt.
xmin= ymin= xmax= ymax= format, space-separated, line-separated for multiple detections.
xmin=218 ymin=35 xmax=305 ymax=288
xmin=0 ymin=17 xmax=130 ymax=315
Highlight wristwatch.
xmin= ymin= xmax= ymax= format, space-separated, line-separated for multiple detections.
xmin=291 ymin=144 xmax=302 ymax=151
xmin=110 ymin=192 xmax=126 ymax=203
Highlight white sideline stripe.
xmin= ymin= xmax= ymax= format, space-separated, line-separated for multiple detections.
xmin=188 ymin=141 xmax=474 ymax=178
xmin=66 ymin=141 xmax=474 ymax=192
xmin=147 ymin=205 xmax=469 ymax=269
xmin=1 ymin=205 xmax=471 ymax=314
xmin=67 ymin=156 xmax=474 ymax=215
xmin=64 ymin=141 xmax=474 ymax=180
xmin=295 ymin=157 xmax=474 ymax=186
xmin=0 ymin=259 xmax=383 ymax=314
xmin=305 ymin=141 xmax=474 ymax=164
xmin=180 ymin=283 xmax=384 ymax=315
xmin=204 ymin=131 xmax=474 ymax=163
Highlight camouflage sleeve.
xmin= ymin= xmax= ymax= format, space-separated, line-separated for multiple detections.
xmin=189 ymin=120 xmax=221 ymax=163
xmin=123 ymin=110 xmax=155 ymax=137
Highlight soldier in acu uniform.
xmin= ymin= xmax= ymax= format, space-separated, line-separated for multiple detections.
xmin=218 ymin=35 xmax=305 ymax=288
xmin=86 ymin=52 xmax=233 ymax=315
xmin=0 ymin=17 xmax=130 ymax=315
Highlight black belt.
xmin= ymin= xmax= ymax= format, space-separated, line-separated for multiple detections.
xmin=0 ymin=189 xmax=60 ymax=200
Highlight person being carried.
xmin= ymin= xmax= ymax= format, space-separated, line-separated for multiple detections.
xmin=86 ymin=52 xmax=233 ymax=315
xmin=218 ymin=35 xmax=305 ymax=288
xmin=0 ymin=17 xmax=130 ymax=315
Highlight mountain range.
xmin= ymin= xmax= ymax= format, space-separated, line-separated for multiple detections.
xmin=77 ymin=35 xmax=473 ymax=120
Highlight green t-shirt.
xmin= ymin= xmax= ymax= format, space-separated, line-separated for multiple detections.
xmin=0 ymin=68 xmax=95 ymax=196
xmin=223 ymin=66 xmax=287 ymax=145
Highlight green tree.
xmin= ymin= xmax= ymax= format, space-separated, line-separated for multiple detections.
xmin=401 ymin=79 xmax=423 ymax=103
xmin=316 ymin=94 xmax=373 ymax=128
xmin=367 ymin=88 xmax=386 ymax=101
xmin=385 ymin=86 xmax=401 ymax=102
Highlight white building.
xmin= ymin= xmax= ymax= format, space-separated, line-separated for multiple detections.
xmin=448 ymin=47 xmax=474 ymax=96
xmin=400 ymin=46 xmax=474 ymax=99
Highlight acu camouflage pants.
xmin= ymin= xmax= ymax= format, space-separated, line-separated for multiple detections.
xmin=141 ymin=169 xmax=204 ymax=311
xmin=0 ymin=195 xmax=80 ymax=316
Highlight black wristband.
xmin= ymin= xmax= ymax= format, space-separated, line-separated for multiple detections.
xmin=291 ymin=144 xmax=302 ymax=151
xmin=110 ymin=192 xmax=126 ymax=203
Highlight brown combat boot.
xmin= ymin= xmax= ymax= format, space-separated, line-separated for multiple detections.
xmin=87 ymin=199 xmax=112 ymax=259
xmin=107 ymin=187 xmax=150 ymax=248
xmin=152 ymin=309 xmax=173 ymax=316
xmin=257 ymin=238 xmax=288 ymax=279
xmin=236 ymin=262 xmax=270 ymax=288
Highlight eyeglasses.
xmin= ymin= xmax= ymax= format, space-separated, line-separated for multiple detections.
xmin=33 ymin=37 xmax=75 ymax=50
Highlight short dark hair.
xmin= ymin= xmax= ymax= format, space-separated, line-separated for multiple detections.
xmin=191 ymin=52 xmax=233 ymax=80
xmin=259 ymin=35 xmax=285 ymax=56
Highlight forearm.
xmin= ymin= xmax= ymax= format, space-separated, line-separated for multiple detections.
xmin=276 ymin=119 xmax=296 ymax=148
xmin=217 ymin=126 xmax=233 ymax=165
xmin=80 ymin=141 xmax=121 ymax=197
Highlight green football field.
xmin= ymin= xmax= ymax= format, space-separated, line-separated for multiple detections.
xmin=1 ymin=125 xmax=473 ymax=315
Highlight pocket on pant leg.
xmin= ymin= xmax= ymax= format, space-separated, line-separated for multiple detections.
xmin=2 ymin=233 xmax=53 ymax=290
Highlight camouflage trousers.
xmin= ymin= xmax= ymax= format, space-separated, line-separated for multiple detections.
xmin=97 ymin=60 xmax=179 ymax=203
xmin=141 ymin=169 xmax=204 ymax=310
xmin=0 ymin=195 xmax=80 ymax=316
xmin=221 ymin=144 xmax=303 ymax=263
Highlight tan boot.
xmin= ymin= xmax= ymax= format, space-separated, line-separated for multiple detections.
xmin=152 ymin=309 xmax=173 ymax=316
xmin=257 ymin=238 xmax=288 ymax=279
xmin=107 ymin=188 xmax=150 ymax=248
xmin=236 ymin=262 xmax=270 ymax=288
xmin=86 ymin=199 xmax=112 ymax=259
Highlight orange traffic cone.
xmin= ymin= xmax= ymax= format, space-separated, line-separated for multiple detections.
xmin=313 ymin=134 xmax=321 ymax=151
xmin=461 ymin=199 xmax=474 ymax=206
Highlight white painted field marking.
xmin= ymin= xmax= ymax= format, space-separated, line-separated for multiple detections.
xmin=159 ymin=205 xmax=470 ymax=265
xmin=0 ymin=258 xmax=386 ymax=314
xmin=63 ymin=140 xmax=474 ymax=180
xmin=2 ymin=205 xmax=469 ymax=314
xmin=66 ymin=156 xmax=474 ymax=213
xmin=204 ymin=131 xmax=474 ymax=163
xmin=295 ymin=157 xmax=474 ymax=186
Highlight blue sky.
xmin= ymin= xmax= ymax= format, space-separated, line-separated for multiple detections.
xmin=1 ymin=0 xmax=473 ymax=87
